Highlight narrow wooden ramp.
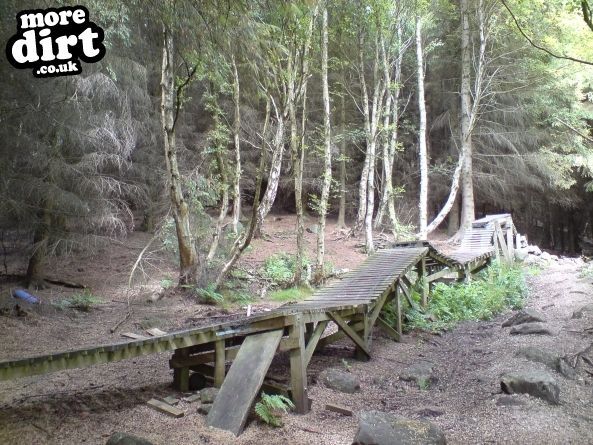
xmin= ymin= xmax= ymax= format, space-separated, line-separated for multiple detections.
xmin=207 ymin=329 xmax=283 ymax=436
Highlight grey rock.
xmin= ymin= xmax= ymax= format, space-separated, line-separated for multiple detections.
xmin=197 ymin=403 xmax=212 ymax=415
xmin=515 ymin=347 xmax=577 ymax=380
xmin=556 ymin=358 xmax=577 ymax=380
xmin=515 ymin=347 xmax=558 ymax=369
xmin=514 ymin=248 xmax=529 ymax=261
xmin=353 ymin=411 xmax=446 ymax=445
xmin=572 ymin=304 xmax=593 ymax=319
xmin=509 ymin=322 xmax=553 ymax=336
xmin=540 ymin=251 xmax=552 ymax=261
xmin=319 ymin=368 xmax=360 ymax=393
xmin=200 ymin=387 xmax=219 ymax=404
xmin=106 ymin=432 xmax=154 ymax=445
xmin=502 ymin=309 xmax=546 ymax=327
xmin=400 ymin=361 xmax=435 ymax=389
xmin=495 ymin=395 xmax=526 ymax=407
xmin=549 ymin=254 xmax=559 ymax=261
xmin=500 ymin=371 xmax=560 ymax=404
xmin=527 ymin=245 xmax=542 ymax=255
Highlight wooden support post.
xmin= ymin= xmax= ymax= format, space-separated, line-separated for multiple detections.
xmin=493 ymin=228 xmax=500 ymax=262
xmin=214 ymin=339 xmax=225 ymax=388
xmin=376 ymin=317 xmax=401 ymax=342
xmin=506 ymin=228 xmax=514 ymax=261
xmin=419 ymin=257 xmax=429 ymax=307
xmin=304 ymin=321 xmax=328 ymax=367
xmin=329 ymin=312 xmax=371 ymax=358
xmin=288 ymin=315 xmax=309 ymax=414
xmin=394 ymin=287 xmax=402 ymax=337
xmin=172 ymin=348 xmax=190 ymax=391
xmin=515 ymin=231 xmax=521 ymax=250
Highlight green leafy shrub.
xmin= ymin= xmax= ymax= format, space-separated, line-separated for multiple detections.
xmin=261 ymin=253 xmax=309 ymax=287
xmin=195 ymin=284 xmax=224 ymax=305
xmin=255 ymin=392 xmax=294 ymax=427
xmin=160 ymin=277 xmax=174 ymax=289
xmin=53 ymin=290 xmax=102 ymax=312
xmin=406 ymin=262 xmax=528 ymax=332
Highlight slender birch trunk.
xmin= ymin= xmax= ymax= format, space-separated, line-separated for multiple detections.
xmin=207 ymin=151 xmax=229 ymax=261
xmin=337 ymin=81 xmax=347 ymax=229
xmin=316 ymin=7 xmax=332 ymax=282
xmin=231 ymin=54 xmax=242 ymax=235
xmin=459 ymin=0 xmax=476 ymax=234
xmin=161 ymin=26 xmax=199 ymax=285
xmin=416 ymin=16 xmax=428 ymax=239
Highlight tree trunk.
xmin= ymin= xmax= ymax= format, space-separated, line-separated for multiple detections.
xmin=315 ymin=7 xmax=332 ymax=282
xmin=161 ymin=26 xmax=199 ymax=286
xmin=26 ymin=207 xmax=51 ymax=288
xmin=416 ymin=16 xmax=428 ymax=239
xmin=231 ymin=54 xmax=242 ymax=235
xmin=337 ymin=81 xmax=347 ymax=229
xmin=207 ymin=151 xmax=229 ymax=261
xmin=459 ymin=0 xmax=476 ymax=235
xmin=447 ymin=194 xmax=460 ymax=236
xmin=256 ymin=97 xmax=285 ymax=235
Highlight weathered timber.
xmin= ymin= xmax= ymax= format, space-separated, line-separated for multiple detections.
xmin=207 ymin=330 xmax=283 ymax=436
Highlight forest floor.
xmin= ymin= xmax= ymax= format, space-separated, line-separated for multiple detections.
xmin=0 ymin=214 xmax=592 ymax=445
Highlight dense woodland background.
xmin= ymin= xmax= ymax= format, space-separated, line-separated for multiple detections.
xmin=1 ymin=0 xmax=593 ymax=291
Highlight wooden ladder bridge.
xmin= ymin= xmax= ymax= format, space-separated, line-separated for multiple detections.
xmin=0 ymin=214 xmax=519 ymax=436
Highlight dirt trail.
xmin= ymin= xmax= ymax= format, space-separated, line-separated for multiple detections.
xmin=0 ymin=226 xmax=592 ymax=444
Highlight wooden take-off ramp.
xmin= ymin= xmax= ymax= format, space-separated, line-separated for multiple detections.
xmin=0 ymin=214 xmax=520 ymax=436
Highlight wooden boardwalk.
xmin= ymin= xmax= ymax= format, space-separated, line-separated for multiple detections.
xmin=0 ymin=214 xmax=520 ymax=436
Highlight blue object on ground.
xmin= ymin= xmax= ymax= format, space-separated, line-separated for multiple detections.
xmin=12 ymin=289 xmax=39 ymax=304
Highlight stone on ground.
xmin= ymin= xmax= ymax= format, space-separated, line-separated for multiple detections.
xmin=200 ymin=387 xmax=219 ymax=404
xmin=106 ymin=432 xmax=154 ymax=445
xmin=197 ymin=403 xmax=212 ymax=415
xmin=572 ymin=304 xmax=593 ymax=319
xmin=502 ymin=309 xmax=546 ymax=327
xmin=353 ymin=411 xmax=446 ymax=445
xmin=400 ymin=360 xmax=435 ymax=389
xmin=319 ymin=368 xmax=360 ymax=393
xmin=515 ymin=346 xmax=577 ymax=379
xmin=500 ymin=370 xmax=560 ymax=404
xmin=509 ymin=322 xmax=553 ymax=336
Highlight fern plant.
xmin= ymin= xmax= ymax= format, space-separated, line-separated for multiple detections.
xmin=255 ymin=392 xmax=294 ymax=427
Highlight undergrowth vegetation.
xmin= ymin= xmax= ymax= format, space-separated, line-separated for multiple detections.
xmin=269 ymin=286 xmax=313 ymax=302
xmin=53 ymin=290 xmax=102 ymax=312
xmin=254 ymin=392 xmax=294 ymax=427
xmin=390 ymin=262 xmax=528 ymax=332
xmin=579 ymin=262 xmax=593 ymax=280
xmin=260 ymin=253 xmax=309 ymax=288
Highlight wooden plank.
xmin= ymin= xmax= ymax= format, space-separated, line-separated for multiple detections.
xmin=325 ymin=403 xmax=353 ymax=416
xmin=146 ymin=328 xmax=167 ymax=336
xmin=121 ymin=333 xmax=147 ymax=340
xmin=207 ymin=330 xmax=283 ymax=436
xmin=328 ymin=312 xmax=370 ymax=357
xmin=147 ymin=399 xmax=184 ymax=418
xmin=304 ymin=321 xmax=328 ymax=367
xmin=214 ymin=339 xmax=225 ymax=388
xmin=289 ymin=315 xmax=309 ymax=414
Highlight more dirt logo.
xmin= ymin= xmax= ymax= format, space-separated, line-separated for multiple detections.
xmin=5 ymin=6 xmax=105 ymax=78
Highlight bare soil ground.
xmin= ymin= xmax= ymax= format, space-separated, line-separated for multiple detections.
xmin=0 ymin=215 xmax=592 ymax=445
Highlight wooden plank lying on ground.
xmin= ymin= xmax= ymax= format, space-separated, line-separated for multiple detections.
xmin=207 ymin=329 xmax=283 ymax=436
xmin=147 ymin=399 xmax=184 ymax=418
xmin=146 ymin=328 xmax=167 ymax=336
xmin=121 ymin=332 xmax=147 ymax=340
xmin=325 ymin=403 xmax=353 ymax=416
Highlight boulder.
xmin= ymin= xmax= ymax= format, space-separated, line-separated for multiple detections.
xmin=526 ymin=245 xmax=542 ymax=255
xmin=200 ymin=387 xmax=219 ymax=404
xmin=515 ymin=347 xmax=557 ymax=369
xmin=514 ymin=248 xmax=529 ymax=262
xmin=106 ymin=432 xmax=154 ymax=445
xmin=353 ymin=411 xmax=446 ymax=445
xmin=509 ymin=322 xmax=553 ymax=336
xmin=502 ymin=309 xmax=546 ymax=327
xmin=319 ymin=368 xmax=360 ymax=393
xmin=500 ymin=371 xmax=560 ymax=404
xmin=572 ymin=304 xmax=593 ymax=319
xmin=540 ymin=251 xmax=552 ymax=261
xmin=400 ymin=361 xmax=435 ymax=389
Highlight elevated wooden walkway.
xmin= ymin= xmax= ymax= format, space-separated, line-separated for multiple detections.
xmin=0 ymin=214 xmax=520 ymax=436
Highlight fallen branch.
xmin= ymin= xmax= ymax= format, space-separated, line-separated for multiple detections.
xmin=110 ymin=310 xmax=132 ymax=333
